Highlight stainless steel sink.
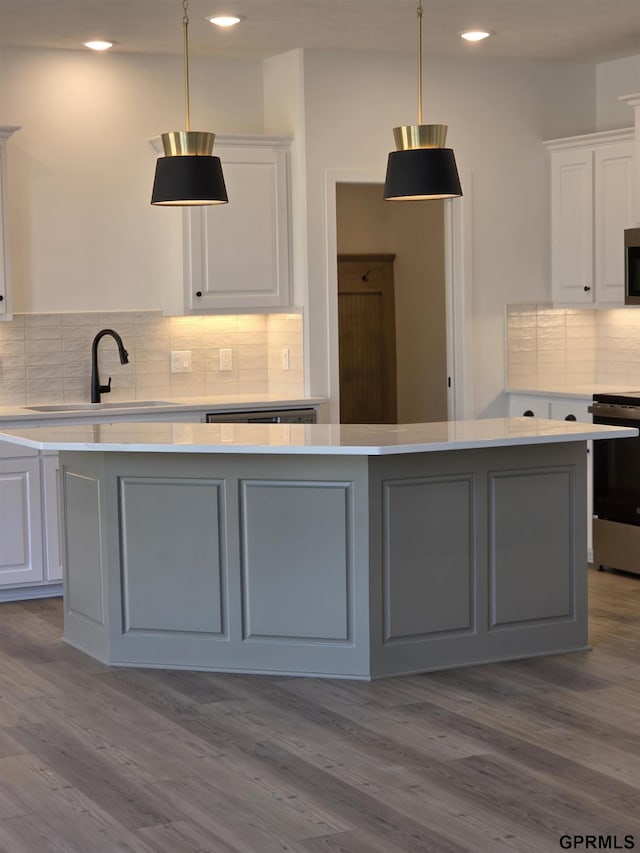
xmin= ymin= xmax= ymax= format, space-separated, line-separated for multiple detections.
xmin=26 ymin=401 xmax=173 ymax=412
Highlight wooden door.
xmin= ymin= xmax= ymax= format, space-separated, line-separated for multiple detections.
xmin=337 ymin=254 xmax=397 ymax=423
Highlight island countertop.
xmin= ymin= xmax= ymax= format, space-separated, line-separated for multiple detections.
xmin=0 ymin=417 xmax=635 ymax=455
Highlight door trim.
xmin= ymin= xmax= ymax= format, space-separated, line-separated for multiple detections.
xmin=324 ymin=169 xmax=472 ymax=423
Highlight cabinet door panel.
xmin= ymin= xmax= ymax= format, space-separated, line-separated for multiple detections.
xmin=184 ymin=140 xmax=291 ymax=312
xmin=550 ymin=149 xmax=594 ymax=305
xmin=595 ymin=142 xmax=634 ymax=304
xmin=0 ymin=458 xmax=44 ymax=587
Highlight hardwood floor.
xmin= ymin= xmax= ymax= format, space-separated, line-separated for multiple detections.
xmin=1 ymin=567 xmax=640 ymax=852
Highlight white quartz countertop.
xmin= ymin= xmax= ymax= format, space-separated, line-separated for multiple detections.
xmin=506 ymin=383 xmax=640 ymax=399
xmin=0 ymin=418 xmax=635 ymax=456
xmin=0 ymin=394 xmax=325 ymax=424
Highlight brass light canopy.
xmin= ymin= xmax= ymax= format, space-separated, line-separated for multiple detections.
xmin=151 ymin=0 xmax=228 ymax=206
xmin=384 ymin=2 xmax=462 ymax=201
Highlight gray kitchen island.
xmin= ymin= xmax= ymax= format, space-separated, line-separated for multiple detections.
xmin=0 ymin=418 xmax=635 ymax=680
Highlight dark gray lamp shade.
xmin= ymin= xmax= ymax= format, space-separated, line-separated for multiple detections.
xmin=384 ymin=147 xmax=462 ymax=200
xmin=151 ymin=155 xmax=228 ymax=206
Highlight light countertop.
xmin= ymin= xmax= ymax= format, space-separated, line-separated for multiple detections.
xmin=0 ymin=394 xmax=326 ymax=425
xmin=506 ymin=383 xmax=640 ymax=399
xmin=0 ymin=418 xmax=635 ymax=456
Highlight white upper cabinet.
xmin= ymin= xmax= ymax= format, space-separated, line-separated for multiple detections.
xmin=546 ymin=129 xmax=634 ymax=307
xmin=0 ymin=127 xmax=20 ymax=320
xmin=181 ymin=135 xmax=292 ymax=314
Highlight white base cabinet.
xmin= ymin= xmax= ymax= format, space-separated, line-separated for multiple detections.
xmin=508 ymin=393 xmax=593 ymax=557
xmin=0 ymin=452 xmax=44 ymax=588
xmin=0 ymin=405 xmax=320 ymax=600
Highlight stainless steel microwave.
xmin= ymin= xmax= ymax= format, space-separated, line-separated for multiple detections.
xmin=625 ymin=228 xmax=640 ymax=305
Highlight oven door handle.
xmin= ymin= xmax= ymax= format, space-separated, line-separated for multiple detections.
xmin=588 ymin=403 xmax=640 ymax=421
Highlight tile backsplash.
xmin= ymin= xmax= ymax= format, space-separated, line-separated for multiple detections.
xmin=506 ymin=304 xmax=640 ymax=387
xmin=0 ymin=311 xmax=304 ymax=406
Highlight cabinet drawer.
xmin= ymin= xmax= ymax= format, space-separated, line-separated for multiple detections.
xmin=508 ymin=395 xmax=550 ymax=418
xmin=549 ymin=400 xmax=591 ymax=422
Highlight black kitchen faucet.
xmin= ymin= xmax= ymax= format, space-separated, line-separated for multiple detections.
xmin=90 ymin=329 xmax=129 ymax=403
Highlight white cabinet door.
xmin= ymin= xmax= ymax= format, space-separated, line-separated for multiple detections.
xmin=0 ymin=457 xmax=44 ymax=587
xmin=547 ymin=130 xmax=634 ymax=308
xmin=550 ymin=148 xmax=594 ymax=305
xmin=594 ymin=141 xmax=635 ymax=304
xmin=182 ymin=137 xmax=291 ymax=313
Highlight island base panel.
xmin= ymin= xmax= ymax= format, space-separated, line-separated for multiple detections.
xmin=59 ymin=443 xmax=588 ymax=679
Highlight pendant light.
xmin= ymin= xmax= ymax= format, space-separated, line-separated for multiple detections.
xmin=151 ymin=0 xmax=228 ymax=206
xmin=384 ymin=1 xmax=462 ymax=201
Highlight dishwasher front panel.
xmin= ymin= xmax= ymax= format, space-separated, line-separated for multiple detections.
xmin=205 ymin=408 xmax=317 ymax=424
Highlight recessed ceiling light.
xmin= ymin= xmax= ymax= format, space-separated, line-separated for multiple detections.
xmin=84 ymin=40 xmax=115 ymax=51
xmin=208 ymin=15 xmax=241 ymax=28
xmin=459 ymin=30 xmax=491 ymax=42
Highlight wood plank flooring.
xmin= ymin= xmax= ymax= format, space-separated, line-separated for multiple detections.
xmin=1 ymin=566 xmax=640 ymax=852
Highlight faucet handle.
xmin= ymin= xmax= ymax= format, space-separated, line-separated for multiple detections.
xmin=99 ymin=377 xmax=112 ymax=394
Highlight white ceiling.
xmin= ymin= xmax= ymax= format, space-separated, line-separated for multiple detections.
xmin=1 ymin=0 xmax=640 ymax=63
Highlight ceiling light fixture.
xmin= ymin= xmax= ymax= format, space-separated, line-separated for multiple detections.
xmin=208 ymin=15 xmax=241 ymax=27
xmin=384 ymin=0 xmax=462 ymax=201
xmin=151 ymin=0 xmax=228 ymax=206
xmin=84 ymin=40 xmax=114 ymax=51
xmin=460 ymin=30 xmax=491 ymax=42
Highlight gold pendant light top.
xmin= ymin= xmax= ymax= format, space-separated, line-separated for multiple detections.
xmin=393 ymin=124 xmax=448 ymax=151
xmin=160 ymin=130 xmax=215 ymax=156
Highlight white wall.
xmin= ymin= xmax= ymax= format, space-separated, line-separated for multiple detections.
xmin=301 ymin=50 xmax=595 ymax=416
xmin=597 ymin=55 xmax=640 ymax=129
xmin=0 ymin=43 xmax=599 ymax=417
xmin=0 ymin=46 xmax=264 ymax=313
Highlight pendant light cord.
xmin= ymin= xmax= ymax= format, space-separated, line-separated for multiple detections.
xmin=417 ymin=0 xmax=423 ymax=125
xmin=182 ymin=0 xmax=191 ymax=131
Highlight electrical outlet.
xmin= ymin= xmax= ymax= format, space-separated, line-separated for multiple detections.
xmin=281 ymin=347 xmax=290 ymax=370
xmin=170 ymin=350 xmax=192 ymax=373
xmin=219 ymin=348 xmax=233 ymax=371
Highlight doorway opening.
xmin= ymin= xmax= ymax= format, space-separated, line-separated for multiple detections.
xmin=336 ymin=183 xmax=447 ymax=424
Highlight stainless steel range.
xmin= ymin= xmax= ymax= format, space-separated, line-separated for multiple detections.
xmin=589 ymin=391 xmax=640 ymax=574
